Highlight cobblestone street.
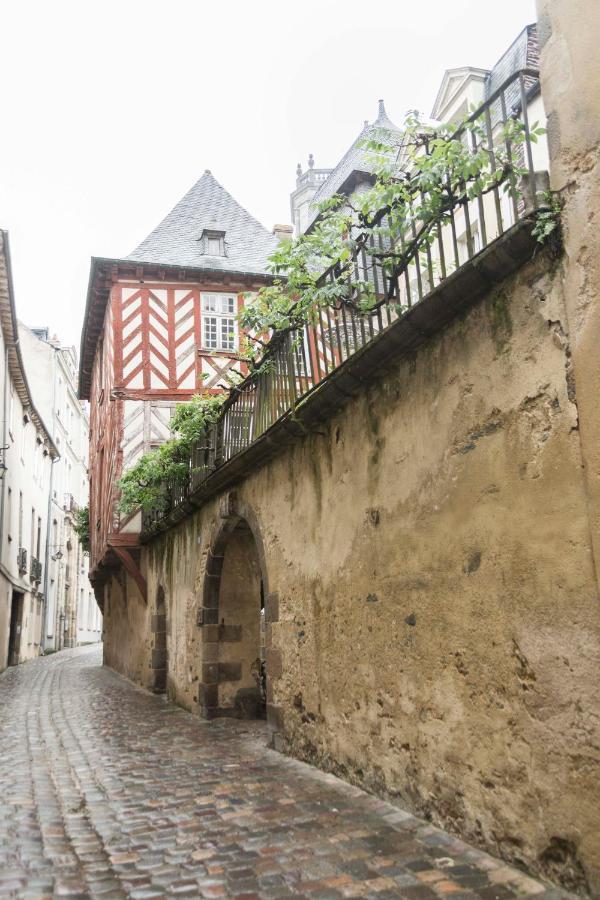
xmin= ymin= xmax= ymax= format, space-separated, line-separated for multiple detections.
xmin=0 ymin=647 xmax=569 ymax=900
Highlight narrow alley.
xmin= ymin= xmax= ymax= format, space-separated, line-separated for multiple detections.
xmin=0 ymin=647 xmax=567 ymax=900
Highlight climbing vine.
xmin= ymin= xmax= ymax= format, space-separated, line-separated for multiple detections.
xmin=118 ymin=109 xmax=556 ymax=516
xmin=73 ymin=505 xmax=90 ymax=553
xmin=239 ymin=112 xmax=548 ymax=345
xmin=117 ymin=393 xmax=225 ymax=515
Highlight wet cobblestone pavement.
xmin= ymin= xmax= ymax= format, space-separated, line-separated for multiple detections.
xmin=0 ymin=647 xmax=570 ymax=899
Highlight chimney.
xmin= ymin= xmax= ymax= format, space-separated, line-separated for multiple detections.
xmin=272 ymin=224 xmax=294 ymax=243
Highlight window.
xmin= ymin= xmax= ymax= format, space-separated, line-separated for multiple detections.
xmin=201 ymin=293 xmax=238 ymax=352
xmin=8 ymin=384 xmax=14 ymax=438
xmin=6 ymin=488 xmax=12 ymax=544
xmin=200 ymin=229 xmax=225 ymax=257
xmin=20 ymin=416 xmax=28 ymax=463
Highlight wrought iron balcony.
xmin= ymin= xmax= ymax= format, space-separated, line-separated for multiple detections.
xmin=30 ymin=557 xmax=43 ymax=584
xmin=142 ymin=68 xmax=549 ymax=534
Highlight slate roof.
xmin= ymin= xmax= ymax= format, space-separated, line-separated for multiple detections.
xmin=485 ymin=24 xmax=539 ymax=101
xmin=308 ymin=100 xmax=402 ymax=224
xmin=0 ymin=231 xmax=58 ymax=457
xmin=127 ymin=171 xmax=279 ymax=276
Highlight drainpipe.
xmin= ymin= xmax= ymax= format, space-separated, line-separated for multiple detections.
xmin=0 ymin=342 xmax=9 ymax=581
xmin=41 ymin=345 xmax=58 ymax=653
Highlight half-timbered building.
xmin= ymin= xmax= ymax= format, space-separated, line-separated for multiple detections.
xmin=79 ymin=171 xmax=280 ymax=599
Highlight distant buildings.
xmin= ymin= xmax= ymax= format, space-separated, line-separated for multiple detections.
xmin=0 ymin=230 xmax=99 ymax=672
xmin=19 ymin=325 xmax=100 ymax=651
xmin=291 ymin=24 xmax=547 ymax=240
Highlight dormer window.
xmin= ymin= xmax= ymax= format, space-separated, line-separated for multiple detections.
xmin=200 ymin=229 xmax=226 ymax=256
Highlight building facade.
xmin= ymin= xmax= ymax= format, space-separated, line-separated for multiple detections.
xmin=80 ymin=171 xmax=281 ymax=610
xmin=0 ymin=232 xmax=58 ymax=670
xmin=19 ymin=325 xmax=100 ymax=650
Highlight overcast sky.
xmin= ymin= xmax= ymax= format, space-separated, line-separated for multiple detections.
xmin=0 ymin=0 xmax=536 ymax=350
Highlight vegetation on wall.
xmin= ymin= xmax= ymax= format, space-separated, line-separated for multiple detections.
xmin=73 ymin=505 xmax=90 ymax=553
xmin=117 ymin=394 xmax=225 ymax=515
xmin=118 ymin=108 xmax=555 ymax=516
xmin=239 ymin=113 xmax=548 ymax=343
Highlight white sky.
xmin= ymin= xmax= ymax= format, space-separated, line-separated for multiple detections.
xmin=0 ymin=0 xmax=536 ymax=350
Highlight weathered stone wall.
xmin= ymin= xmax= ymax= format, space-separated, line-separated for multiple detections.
xmin=104 ymin=244 xmax=600 ymax=892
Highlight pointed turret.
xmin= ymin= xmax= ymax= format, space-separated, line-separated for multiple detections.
xmin=305 ymin=100 xmax=402 ymax=230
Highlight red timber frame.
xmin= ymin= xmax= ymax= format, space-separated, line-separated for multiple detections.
xmin=86 ymin=261 xmax=271 ymax=593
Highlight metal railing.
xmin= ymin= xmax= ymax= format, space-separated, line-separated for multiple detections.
xmin=142 ymin=69 xmax=545 ymax=532
xmin=30 ymin=557 xmax=43 ymax=584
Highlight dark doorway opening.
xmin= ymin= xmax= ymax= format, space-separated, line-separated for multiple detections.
xmin=8 ymin=591 xmax=24 ymax=666
xmin=151 ymin=585 xmax=168 ymax=693
xmin=202 ymin=518 xmax=266 ymax=719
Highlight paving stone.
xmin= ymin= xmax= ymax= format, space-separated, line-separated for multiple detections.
xmin=0 ymin=647 xmax=574 ymax=900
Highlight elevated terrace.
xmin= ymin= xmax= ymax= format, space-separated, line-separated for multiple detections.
xmin=141 ymin=69 xmax=549 ymax=537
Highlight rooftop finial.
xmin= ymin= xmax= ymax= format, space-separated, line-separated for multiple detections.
xmin=378 ymin=99 xmax=385 ymax=118
xmin=296 ymin=162 xmax=302 ymax=177
xmin=204 ymin=169 xmax=211 ymax=175
xmin=308 ymin=153 xmax=314 ymax=169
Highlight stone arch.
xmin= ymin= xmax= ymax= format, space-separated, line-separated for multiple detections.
xmin=198 ymin=494 xmax=281 ymax=731
xmin=151 ymin=584 xmax=168 ymax=693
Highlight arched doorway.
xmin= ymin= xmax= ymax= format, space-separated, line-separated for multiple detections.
xmin=151 ymin=585 xmax=168 ymax=693
xmin=200 ymin=514 xmax=267 ymax=719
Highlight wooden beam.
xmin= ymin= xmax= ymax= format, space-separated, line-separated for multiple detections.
xmin=107 ymin=532 xmax=141 ymax=547
xmin=111 ymin=546 xmax=147 ymax=602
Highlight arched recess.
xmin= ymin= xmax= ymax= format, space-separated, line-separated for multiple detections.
xmin=151 ymin=585 xmax=168 ymax=693
xmin=198 ymin=495 xmax=282 ymax=730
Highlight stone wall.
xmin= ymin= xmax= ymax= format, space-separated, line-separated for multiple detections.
xmin=103 ymin=243 xmax=600 ymax=893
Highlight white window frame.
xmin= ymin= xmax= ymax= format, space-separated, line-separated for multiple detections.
xmin=201 ymin=293 xmax=238 ymax=353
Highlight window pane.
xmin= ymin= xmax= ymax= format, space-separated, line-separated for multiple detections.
xmin=221 ymin=317 xmax=236 ymax=351
xmin=204 ymin=316 xmax=217 ymax=349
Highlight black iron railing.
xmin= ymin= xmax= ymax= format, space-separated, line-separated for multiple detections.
xmin=142 ymin=69 xmax=546 ymax=532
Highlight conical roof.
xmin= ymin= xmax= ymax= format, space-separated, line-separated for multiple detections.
xmin=127 ymin=171 xmax=279 ymax=276
xmin=309 ymin=100 xmax=402 ymax=224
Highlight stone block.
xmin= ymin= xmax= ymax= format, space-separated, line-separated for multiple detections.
xmin=151 ymin=649 xmax=167 ymax=670
xmin=202 ymin=663 xmax=219 ymax=684
xmin=267 ymin=703 xmax=284 ymax=731
xmin=202 ymin=642 xmax=219 ymax=662
xmin=219 ymin=624 xmax=241 ymax=642
xmin=218 ymin=662 xmax=242 ymax=682
xmin=202 ymin=625 xmax=219 ymax=643
xmin=151 ymin=614 xmax=166 ymax=633
xmin=265 ymin=647 xmax=282 ymax=679
xmin=265 ymin=591 xmax=279 ymax=622
xmin=198 ymin=683 xmax=217 ymax=708
xmin=202 ymin=607 xmax=219 ymax=625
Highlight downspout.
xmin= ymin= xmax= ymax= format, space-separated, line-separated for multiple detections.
xmin=0 ymin=342 xmax=9 ymax=581
xmin=41 ymin=346 xmax=58 ymax=653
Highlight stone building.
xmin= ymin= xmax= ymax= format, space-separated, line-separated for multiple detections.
xmin=81 ymin=4 xmax=600 ymax=893
xmin=0 ymin=232 xmax=58 ymax=670
xmin=292 ymin=25 xmax=547 ymax=246
xmin=18 ymin=325 xmax=100 ymax=649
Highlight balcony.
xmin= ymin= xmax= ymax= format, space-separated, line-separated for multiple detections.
xmin=30 ymin=557 xmax=43 ymax=585
xmin=63 ymin=493 xmax=80 ymax=514
xmin=17 ymin=547 xmax=27 ymax=575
